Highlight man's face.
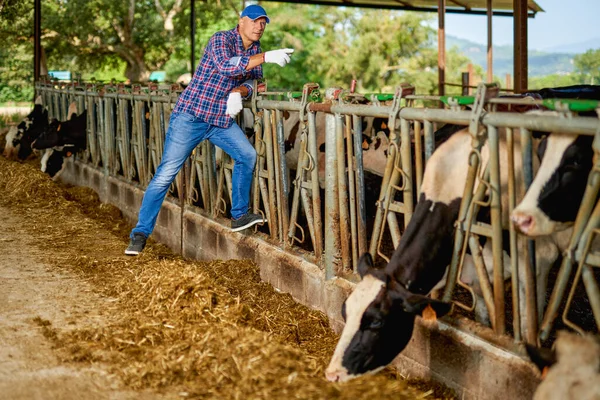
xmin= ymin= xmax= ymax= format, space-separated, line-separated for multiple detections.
xmin=239 ymin=16 xmax=267 ymax=44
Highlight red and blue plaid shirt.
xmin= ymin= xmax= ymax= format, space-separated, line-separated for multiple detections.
xmin=174 ymin=27 xmax=263 ymax=128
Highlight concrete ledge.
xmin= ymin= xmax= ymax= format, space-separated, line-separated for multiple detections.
xmin=60 ymin=160 xmax=540 ymax=400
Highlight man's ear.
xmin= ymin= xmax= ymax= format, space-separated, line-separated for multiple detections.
xmin=525 ymin=344 xmax=556 ymax=374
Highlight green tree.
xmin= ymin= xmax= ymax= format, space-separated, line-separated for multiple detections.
xmin=574 ymin=48 xmax=600 ymax=85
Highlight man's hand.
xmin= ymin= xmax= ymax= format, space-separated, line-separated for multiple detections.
xmin=226 ymin=92 xmax=243 ymax=118
xmin=264 ymin=48 xmax=294 ymax=67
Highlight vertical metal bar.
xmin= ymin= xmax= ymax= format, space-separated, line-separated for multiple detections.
xmin=487 ymin=0 xmax=493 ymax=83
xmin=414 ymin=121 xmax=423 ymax=193
xmin=263 ymin=109 xmax=278 ymax=240
xmin=308 ymin=112 xmax=323 ymax=260
xmin=190 ymin=0 xmax=196 ymax=73
xmin=424 ymin=120 xmax=435 ymax=163
xmin=487 ymin=125 xmax=506 ymax=335
xmin=34 ymin=0 xmax=41 ymax=85
xmin=513 ymin=0 xmax=528 ymax=93
xmin=345 ymin=115 xmax=358 ymax=270
xmin=506 ymin=127 xmax=522 ymax=341
xmin=276 ymin=109 xmax=289 ymax=244
xmin=352 ymin=114 xmax=367 ymax=261
xmin=462 ymin=72 xmax=469 ymax=96
xmin=336 ymin=114 xmax=351 ymax=270
xmin=400 ymin=117 xmax=414 ymax=225
xmin=325 ymin=108 xmax=340 ymax=279
xmin=519 ymin=128 xmax=538 ymax=343
xmin=438 ymin=0 xmax=446 ymax=96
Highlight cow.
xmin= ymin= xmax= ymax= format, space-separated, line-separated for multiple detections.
xmin=526 ymin=331 xmax=600 ymax=400
xmin=325 ymin=126 xmax=561 ymax=383
xmin=40 ymin=148 xmax=73 ymax=180
xmin=2 ymin=96 xmax=48 ymax=160
xmin=31 ymin=102 xmax=87 ymax=180
xmin=511 ymin=128 xmax=594 ymax=237
xmin=510 ymin=84 xmax=600 ymax=235
xmin=31 ymin=105 xmax=87 ymax=151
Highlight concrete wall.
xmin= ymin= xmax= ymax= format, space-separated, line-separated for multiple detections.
xmin=61 ymin=160 xmax=541 ymax=400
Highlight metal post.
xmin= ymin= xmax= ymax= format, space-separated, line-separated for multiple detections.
xmin=438 ymin=0 xmax=446 ymax=96
xmin=487 ymin=0 xmax=493 ymax=83
xmin=513 ymin=0 xmax=528 ymax=93
xmin=34 ymin=0 xmax=41 ymax=86
xmin=190 ymin=0 xmax=196 ymax=73
xmin=462 ymin=72 xmax=469 ymax=96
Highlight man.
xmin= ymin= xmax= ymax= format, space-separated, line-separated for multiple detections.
xmin=125 ymin=4 xmax=293 ymax=256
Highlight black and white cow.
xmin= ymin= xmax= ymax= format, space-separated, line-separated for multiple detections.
xmin=511 ymin=129 xmax=594 ymax=236
xmin=526 ymin=330 xmax=600 ymax=400
xmin=32 ymin=102 xmax=87 ymax=180
xmin=511 ymin=84 xmax=600 ymax=235
xmin=325 ymin=126 xmax=561 ymax=382
xmin=2 ymin=96 xmax=48 ymax=160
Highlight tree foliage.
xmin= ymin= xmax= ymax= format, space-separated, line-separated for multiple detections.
xmin=574 ymin=49 xmax=600 ymax=85
xmin=1 ymin=1 xmax=594 ymax=103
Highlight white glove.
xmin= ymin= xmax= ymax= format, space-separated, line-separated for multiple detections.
xmin=264 ymin=48 xmax=294 ymax=67
xmin=226 ymin=92 xmax=243 ymax=118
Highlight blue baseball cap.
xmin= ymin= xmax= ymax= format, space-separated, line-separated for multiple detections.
xmin=241 ymin=4 xmax=270 ymax=24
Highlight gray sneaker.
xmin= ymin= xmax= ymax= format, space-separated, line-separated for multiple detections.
xmin=231 ymin=213 xmax=266 ymax=232
xmin=125 ymin=233 xmax=147 ymax=255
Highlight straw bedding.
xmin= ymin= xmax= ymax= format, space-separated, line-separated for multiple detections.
xmin=0 ymin=155 xmax=454 ymax=399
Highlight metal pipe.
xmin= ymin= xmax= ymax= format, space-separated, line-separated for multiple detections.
xmin=308 ymin=111 xmax=323 ymax=260
xmin=336 ymin=114 xmax=351 ymax=270
xmin=487 ymin=125 xmax=506 ymax=335
xmin=352 ymin=114 xmax=367 ymax=260
xmin=325 ymin=106 xmax=340 ymax=280
xmin=345 ymin=114 xmax=359 ymax=270
xmin=506 ymin=127 xmax=522 ymax=341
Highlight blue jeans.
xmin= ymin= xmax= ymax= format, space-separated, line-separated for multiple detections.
xmin=131 ymin=111 xmax=257 ymax=238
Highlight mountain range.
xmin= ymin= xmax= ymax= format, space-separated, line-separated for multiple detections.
xmin=445 ymin=35 xmax=599 ymax=78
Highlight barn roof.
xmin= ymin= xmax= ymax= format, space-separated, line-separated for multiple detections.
xmin=259 ymin=0 xmax=544 ymax=17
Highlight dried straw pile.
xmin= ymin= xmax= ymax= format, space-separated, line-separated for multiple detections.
xmin=0 ymin=156 xmax=455 ymax=399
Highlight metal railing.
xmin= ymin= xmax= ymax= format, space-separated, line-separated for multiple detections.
xmin=35 ymin=79 xmax=600 ymax=348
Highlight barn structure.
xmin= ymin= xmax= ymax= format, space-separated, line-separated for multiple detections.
xmin=20 ymin=1 xmax=600 ymax=399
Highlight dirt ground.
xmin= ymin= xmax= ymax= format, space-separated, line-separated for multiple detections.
xmin=0 ymin=206 xmax=166 ymax=400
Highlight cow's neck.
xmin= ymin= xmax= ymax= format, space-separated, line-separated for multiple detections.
xmin=385 ymin=193 xmax=461 ymax=294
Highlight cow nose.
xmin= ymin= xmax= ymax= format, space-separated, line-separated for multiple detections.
xmin=325 ymin=369 xmax=342 ymax=382
xmin=511 ymin=212 xmax=534 ymax=235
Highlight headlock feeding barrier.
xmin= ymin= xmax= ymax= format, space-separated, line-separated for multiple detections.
xmin=35 ymin=78 xmax=600 ymax=398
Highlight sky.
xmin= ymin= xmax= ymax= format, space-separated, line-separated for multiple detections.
xmin=441 ymin=0 xmax=600 ymax=52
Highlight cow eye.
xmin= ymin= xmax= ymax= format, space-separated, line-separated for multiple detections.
xmin=369 ymin=319 xmax=383 ymax=330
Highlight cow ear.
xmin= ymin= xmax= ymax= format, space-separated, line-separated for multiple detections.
xmin=357 ymin=252 xmax=375 ymax=278
xmin=402 ymin=294 xmax=451 ymax=317
xmin=35 ymin=95 xmax=43 ymax=105
xmin=525 ymin=344 xmax=556 ymax=374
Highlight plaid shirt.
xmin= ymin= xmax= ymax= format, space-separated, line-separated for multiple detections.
xmin=173 ymin=27 xmax=263 ymax=128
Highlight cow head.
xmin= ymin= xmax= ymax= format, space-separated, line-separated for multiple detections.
xmin=512 ymin=133 xmax=593 ymax=236
xmin=325 ymin=253 xmax=451 ymax=382
xmin=32 ymin=109 xmax=87 ymax=151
